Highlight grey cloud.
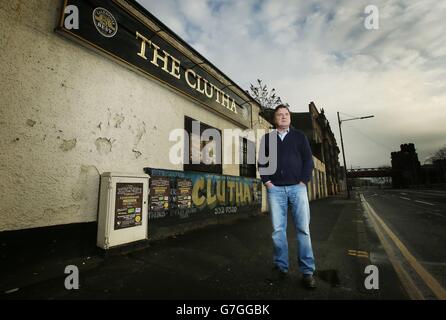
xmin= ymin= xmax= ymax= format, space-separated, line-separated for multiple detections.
xmin=137 ymin=0 xmax=446 ymax=167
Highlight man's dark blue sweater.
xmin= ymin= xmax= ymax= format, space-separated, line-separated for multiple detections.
xmin=259 ymin=127 xmax=314 ymax=185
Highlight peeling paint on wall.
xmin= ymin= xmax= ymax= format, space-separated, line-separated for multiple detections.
xmin=43 ymin=208 xmax=56 ymax=216
xmin=135 ymin=121 xmax=146 ymax=145
xmin=132 ymin=149 xmax=142 ymax=159
xmin=60 ymin=138 xmax=77 ymax=151
xmin=60 ymin=80 xmax=73 ymax=89
xmin=72 ymin=165 xmax=100 ymax=202
xmin=26 ymin=119 xmax=36 ymax=127
xmin=44 ymin=205 xmax=80 ymax=218
xmin=95 ymin=137 xmax=112 ymax=155
xmin=107 ymin=108 xmax=111 ymax=127
xmin=114 ymin=113 xmax=125 ymax=128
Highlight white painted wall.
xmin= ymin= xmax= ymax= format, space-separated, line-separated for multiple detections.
xmin=0 ymin=0 xmax=243 ymax=231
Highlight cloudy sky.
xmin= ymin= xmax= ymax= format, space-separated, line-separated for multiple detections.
xmin=137 ymin=0 xmax=446 ymax=168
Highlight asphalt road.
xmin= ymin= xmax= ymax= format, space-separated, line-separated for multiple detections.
xmin=360 ymin=187 xmax=446 ymax=299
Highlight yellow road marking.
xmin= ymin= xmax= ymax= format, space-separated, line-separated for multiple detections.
xmin=348 ymin=252 xmax=357 ymax=257
xmin=347 ymin=249 xmax=370 ymax=259
xmin=362 ymin=200 xmax=424 ymax=299
xmin=362 ymin=194 xmax=446 ymax=300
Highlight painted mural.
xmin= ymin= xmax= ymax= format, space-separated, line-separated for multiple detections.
xmin=143 ymin=168 xmax=262 ymax=226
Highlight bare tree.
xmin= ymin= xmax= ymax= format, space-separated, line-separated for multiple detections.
xmin=430 ymin=145 xmax=446 ymax=162
xmin=247 ymin=79 xmax=282 ymax=111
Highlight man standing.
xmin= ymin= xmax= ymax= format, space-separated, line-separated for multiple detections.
xmin=259 ymin=104 xmax=316 ymax=289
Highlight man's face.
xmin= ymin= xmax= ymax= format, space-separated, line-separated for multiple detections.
xmin=274 ymin=107 xmax=291 ymax=128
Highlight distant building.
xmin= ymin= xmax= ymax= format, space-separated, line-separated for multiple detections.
xmin=421 ymin=159 xmax=446 ymax=185
xmin=391 ymin=143 xmax=422 ymax=188
xmin=433 ymin=159 xmax=446 ymax=182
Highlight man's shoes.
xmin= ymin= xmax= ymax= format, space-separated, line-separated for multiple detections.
xmin=267 ymin=265 xmax=288 ymax=282
xmin=302 ymin=274 xmax=316 ymax=289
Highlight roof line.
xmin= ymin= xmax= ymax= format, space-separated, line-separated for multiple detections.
xmin=125 ymin=0 xmax=257 ymax=106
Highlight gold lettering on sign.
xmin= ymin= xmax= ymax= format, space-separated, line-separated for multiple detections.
xmin=221 ymin=93 xmax=229 ymax=108
xmin=136 ymin=31 xmax=182 ymax=80
xmin=204 ymin=81 xmax=214 ymax=99
xmin=185 ymin=69 xmax=197 ymax=88
xmin=136 ymin=31 xmax=240 ymax=115
xmin=230 ymin=99 xmax=238 ymax=114
xmin=150 ymin=43 xmax=169 ymax=72
xmin=170 ymin=55 xmax=181 ymax=79
xmin=136 ymin=31 xmax=151 ymax=60
xmin=196 ymin=75 xmax=205 ymax=94
xmin=215 ymin=87 xmax=221 ymax=104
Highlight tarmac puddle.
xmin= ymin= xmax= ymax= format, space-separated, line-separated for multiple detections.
xmin=315 ymin=269 xmax=341 ymax=287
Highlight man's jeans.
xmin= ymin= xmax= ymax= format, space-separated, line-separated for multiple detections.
xmin=267 ymin=184 xmax=315 ymax=275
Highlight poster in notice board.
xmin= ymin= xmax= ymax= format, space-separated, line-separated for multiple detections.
xmin=175 ymin=178 xmax=192 ymax=210
xmin=149 ymin=176 xmax=171 ymax=211
xmin=114 ymin=183 xmax=143 ymax=230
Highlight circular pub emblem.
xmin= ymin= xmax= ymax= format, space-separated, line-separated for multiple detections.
xmin=92 ymin=7 xmax=118 ymax=38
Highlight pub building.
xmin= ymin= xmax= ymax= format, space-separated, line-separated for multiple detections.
xmin=0 ymin=0 xmax=328 ymax=245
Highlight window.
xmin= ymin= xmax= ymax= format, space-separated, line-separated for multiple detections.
xmin=240 ymin=137 xmax=256 ymax=178
xmin=184 ymin=116 xmax=222 ymax=174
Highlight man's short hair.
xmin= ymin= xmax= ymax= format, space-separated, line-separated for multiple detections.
xmin=272 ymin=104 xmax=291 ymax=128
xmin=273 ymin=104 xmax=290 ymax=117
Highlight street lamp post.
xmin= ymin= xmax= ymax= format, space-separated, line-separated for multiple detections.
xmin=337 ymin=112 xmax=374 ymax=199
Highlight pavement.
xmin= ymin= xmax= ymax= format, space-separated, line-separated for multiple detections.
xmin=1 ymin=193 xmax=409 ymax=300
